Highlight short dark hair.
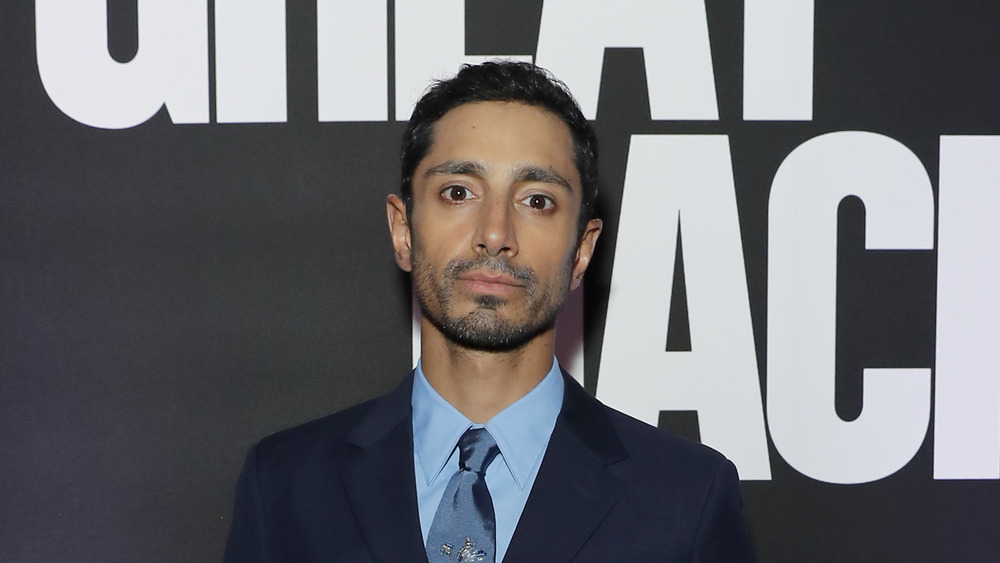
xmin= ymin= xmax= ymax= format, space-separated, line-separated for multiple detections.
xmin=400 ymin=61 xmax=599 ymax=228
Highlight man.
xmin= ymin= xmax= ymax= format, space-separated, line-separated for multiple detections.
xmin=225 ymin=61 xmax=755 ymax=562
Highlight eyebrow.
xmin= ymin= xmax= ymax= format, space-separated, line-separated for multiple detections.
xmin=423 ymin=160 xmax=573 ymax=192
xmin=512 ymin=164 xmax=573 ymax=192
xmin=423 ymin=160 xmax=491 ymax=179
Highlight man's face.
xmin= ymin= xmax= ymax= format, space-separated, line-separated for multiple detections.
xmin=387 ymin=101 xmax=601 ymax=350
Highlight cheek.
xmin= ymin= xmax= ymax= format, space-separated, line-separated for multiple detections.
xmin=412 ymin=207 xmax=474 ymax=246
xmin=530 ymin=221 xmax=578 ymax=257
xmin=529 ymin=241 xmax=578 ymax=287
xmin=409 ymin=231 xmax=451 ymax=282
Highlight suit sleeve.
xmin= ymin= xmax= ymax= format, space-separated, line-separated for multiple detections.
xmin=224 ymin=444 xmax=273 ymax=563
xmin=690 ymin=459 xmax=757 ymax=563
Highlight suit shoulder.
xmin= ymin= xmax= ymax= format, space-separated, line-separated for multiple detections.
xmin=578 ymin=402 xmax=755 ymax=561
xmin=600 ymin=401 xmax=729 ymax=474
xmin=561 ymin=372 xmax=729 ymax=474
xmin=247 ymin=394 xmax=389 ymax=480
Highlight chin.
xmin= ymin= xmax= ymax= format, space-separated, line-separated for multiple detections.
xmin=436 ymin=309 xmax=554 ymax=352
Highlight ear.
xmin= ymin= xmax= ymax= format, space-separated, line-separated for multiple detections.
xmin=569 ymin=218 xmax=602 ymax=290
xmin=386 ymin=194 xmax=413 ymax=272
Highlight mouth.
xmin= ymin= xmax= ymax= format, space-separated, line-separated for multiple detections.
xmin=458 ymin=270 xmax=524 ymax=295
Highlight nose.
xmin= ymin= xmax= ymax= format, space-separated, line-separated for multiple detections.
xmin=473 ymin=195 xmax=518 ymax=257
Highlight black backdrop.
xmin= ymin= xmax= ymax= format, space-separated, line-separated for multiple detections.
xmin=3 ymin=1 xmax=999 ymax=561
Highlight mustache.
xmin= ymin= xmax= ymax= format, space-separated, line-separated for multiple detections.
xmin=445 ymin=255 xmax=535 ymax=283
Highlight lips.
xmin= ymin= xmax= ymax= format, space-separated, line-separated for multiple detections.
xmin=458 ymin=270 xmax=523 ymax=295
xmin=460 ymin=270 xmax=521 ymax=285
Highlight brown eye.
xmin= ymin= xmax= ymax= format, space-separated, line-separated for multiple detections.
xmin=523 ymin=194 xmax=553 ymax=210
xmin=443 ymin=186 xmax=468 ymax=201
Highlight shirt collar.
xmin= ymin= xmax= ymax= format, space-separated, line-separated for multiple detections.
xmin=411 ymin=357 xmax=565 ymax=490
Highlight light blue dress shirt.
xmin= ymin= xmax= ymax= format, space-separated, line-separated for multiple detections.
xmin=411 ymin=357 xmax=565 ymax=563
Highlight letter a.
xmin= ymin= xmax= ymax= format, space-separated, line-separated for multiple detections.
xmin=598 ymin=135 xmax=770 ymax=479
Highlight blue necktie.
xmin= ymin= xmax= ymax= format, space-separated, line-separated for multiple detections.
xmin=425 ymin=428 xmax=501 ymax=563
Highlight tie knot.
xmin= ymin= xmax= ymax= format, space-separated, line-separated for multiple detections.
xmin=458 ymin=428 xmax=499 ymax=474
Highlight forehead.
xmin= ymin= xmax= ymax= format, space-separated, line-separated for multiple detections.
xmin=418 ymin=101 xmax=579 ymax=188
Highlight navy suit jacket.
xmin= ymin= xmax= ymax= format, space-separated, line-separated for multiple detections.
xmin=224 ymin=371 xmax=756 ymax=562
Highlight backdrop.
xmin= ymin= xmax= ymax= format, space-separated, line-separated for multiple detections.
xmin=3 ymin=1 xmax=999 ymax=561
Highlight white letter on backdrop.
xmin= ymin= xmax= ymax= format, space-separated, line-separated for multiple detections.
xmin=743 ymin=0 xmax=814 ymax=120
xmin=36 ymin=0 xmax=208 ymax=129
xmin=317 ymin=0 xmax=387 ymax=121
xmin=215 ymin=0 xmax=287 ymax=123
xmin=934 ymin=136 xmax=1000 ymax=479
xmin=767 ymin=131 xmax=934 ymax=484
xmin=536 ymin=0 xmax=718 ymax=120
xmin=394 ymin=0 xmax=528 ymax=120
xmin=597 ymin=135 xmax=770 ymax=479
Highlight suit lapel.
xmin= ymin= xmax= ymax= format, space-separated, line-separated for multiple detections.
xmin=340 ymin=373 xmax=428 ymax=563
xmin=502 ymin=372 xmax=628 ymax=561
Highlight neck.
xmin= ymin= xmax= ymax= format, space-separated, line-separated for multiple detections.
xmin=419 ymin=318 xmax=555 ymax=424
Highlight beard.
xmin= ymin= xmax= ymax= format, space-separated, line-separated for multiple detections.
xmin=411 ymin=248 xmax=573 ymax=351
